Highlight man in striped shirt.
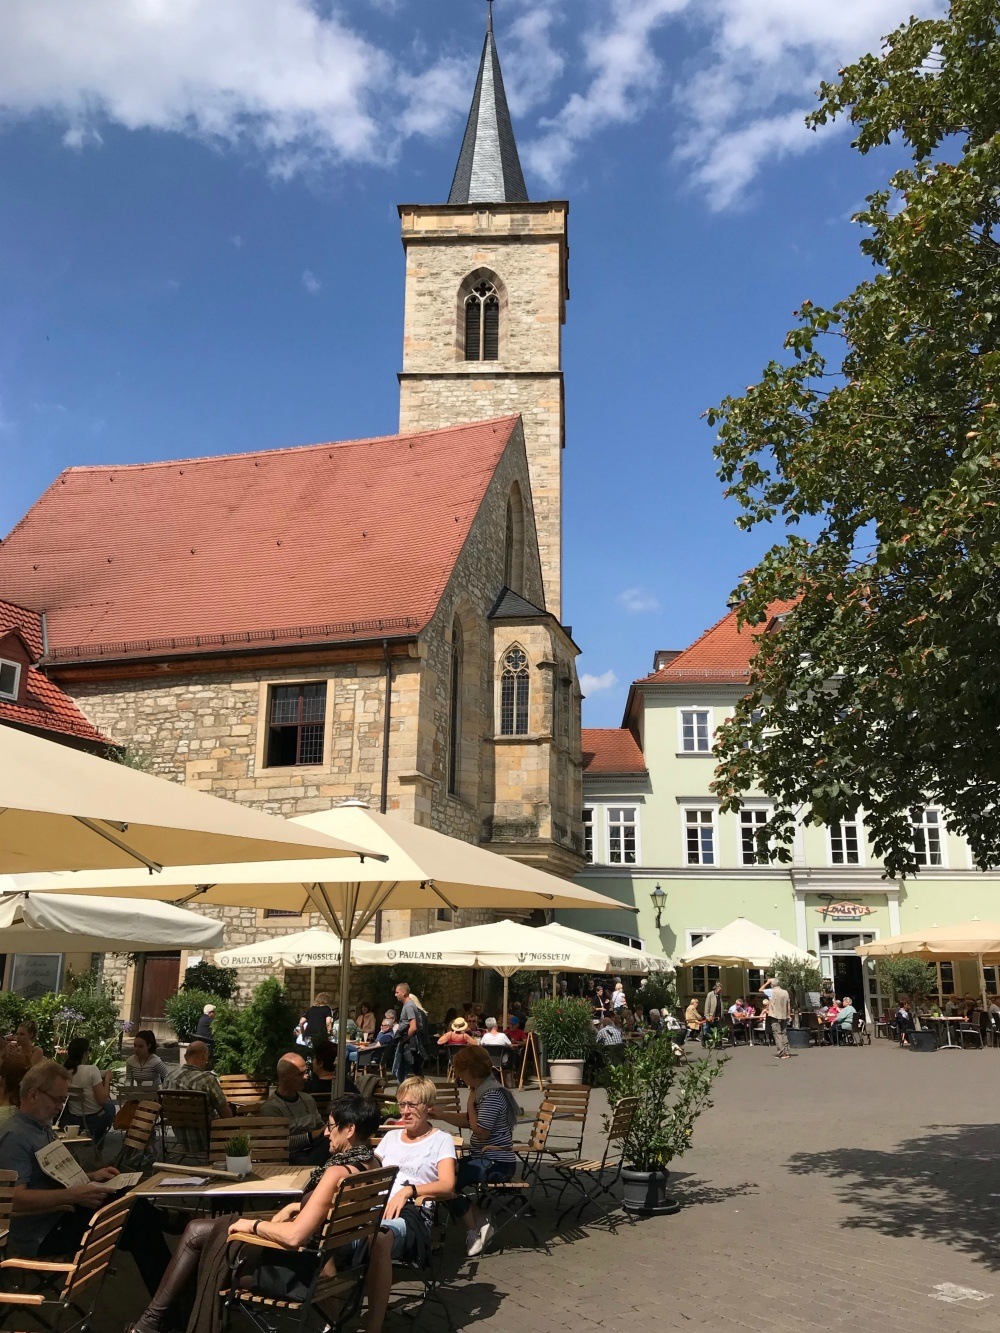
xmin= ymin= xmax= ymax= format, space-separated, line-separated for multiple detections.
xmin=432 ymin=1045 xmax=518 ymax=1257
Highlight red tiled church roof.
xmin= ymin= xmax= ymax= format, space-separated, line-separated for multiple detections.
xmin=581 ymin=728 xmax=646 ymax=775
xmin=635 ymin=600 xmax=797 ymax=685
xmin=0 ymin=418 xmax=521 ymax=662
xmin=0 ymin=598 xmax=108 ymax=744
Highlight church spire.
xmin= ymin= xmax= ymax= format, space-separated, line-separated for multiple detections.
xmin=447 ymin=7 xmax=528 ymax=205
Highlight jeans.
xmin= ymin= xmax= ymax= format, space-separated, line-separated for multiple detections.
xmin=445 ymin=1156 xmax=517 ymax=1221
xmin=64 ymin=1102 xmax=116 ymax=1144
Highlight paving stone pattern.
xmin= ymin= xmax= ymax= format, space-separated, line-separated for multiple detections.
xmin=95 ymin=1040 xmax=1000 ymax=1330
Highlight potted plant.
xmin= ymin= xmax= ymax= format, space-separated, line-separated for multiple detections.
xmin=224 ymin=1132 xmax=252 ymax=1177
xmin=770 ymin=954 xmax=823 ymax=1047
xmin=875 ymin=956 xmax=939 ymax=1050
xmin=529 ymin=997 xmax=595 ymax=1084
xmin=603 ymin=1034 xmax=728 ymax=1212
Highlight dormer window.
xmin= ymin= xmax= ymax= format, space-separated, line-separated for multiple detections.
xmin=0 ymin=659 xmax=21 ymax=702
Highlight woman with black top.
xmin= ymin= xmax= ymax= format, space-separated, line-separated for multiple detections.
xmin=304 ymin=992 xmax=334 ymax=1046
xmin=125 ymin=1095 xmax=381 ymax=1333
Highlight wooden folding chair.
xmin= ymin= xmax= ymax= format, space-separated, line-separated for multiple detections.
xmin=116 ymin=1100 xmax=161 ymax=1169
xmin=0 ymin=1192 xmax=134 ymax=1333
xmin=220 ymin=1167 xmax=396 ymax=1333
xmin=210 ymin=1118 xmax=291 ymax=1165
xmin=430 ymin=1083 xmax=462 ymax=1118
xmin=159 ymin=1089 xmax=213 ymax=1163
xmin=553 ymin=1096 xmax=640 ymax=1228
xmin=0 ymin=1170 xmax=15 ymax=1255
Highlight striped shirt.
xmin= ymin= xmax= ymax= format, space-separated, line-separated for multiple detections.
xmin=470 ymin=1080 xmax=517 ymax=1165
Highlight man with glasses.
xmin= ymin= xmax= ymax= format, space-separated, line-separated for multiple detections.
xmin=0 ymin=1059 xmax=169 ymax=1292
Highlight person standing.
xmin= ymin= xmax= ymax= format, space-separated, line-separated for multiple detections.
xmin=303 ymin=993 xmax=334 ymax=1046
xmin=703 ymin=981 xmax=725 ymax=1044
xmin=194 ymin=1004 xmax=216 ymax=1057
xmin=764 ymin=977 xmax=792 ymax=1059
xmin=394 ymin=982 xmax=429 ymax=1079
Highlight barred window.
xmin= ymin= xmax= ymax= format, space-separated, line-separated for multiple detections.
xmin=499 ymin=646 xmax=529 ymax=736
xmin=464 ymin=280 xmax=500 ymax=361
xmin=265 ymin=682 xmax=327 ymax=767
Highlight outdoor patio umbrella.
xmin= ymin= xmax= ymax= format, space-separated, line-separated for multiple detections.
xmin=216 ymin=928 xmax=379 ymax=1004
xmin=538 ymin=922 xmax=674 ymax=976
xmin=23 ymin=803 xmax=630 ymax=1092
xmin=856 ymin=922 xmax=1000 ymax=1008
xmin=678 ymin=917 xmax=813 ymax=969
xmin=0 ymin=887 xmax=225 ymax=953
xmin=359 ymin=917 xmax=622 ymax=1024
xmin=0 ymin=724 xmax=379 ymax=873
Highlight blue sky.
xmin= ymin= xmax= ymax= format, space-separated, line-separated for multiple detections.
xmin=0 ymin=0 xmax=939 ymax=727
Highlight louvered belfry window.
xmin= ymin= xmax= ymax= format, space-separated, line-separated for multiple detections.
xmin=266 ymin=682 xmax=327 ymax=766
xmin=499 ymin=647 xmax=529 ymax=736
xmin=464 ymin=280 xmax=500 ymax=361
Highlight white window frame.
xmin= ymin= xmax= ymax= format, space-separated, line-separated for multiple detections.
xmin=607 ymin=805 xmax=640 ymax=866
xmin=828 ymin=815 xmax=864 ymax=868
xmin=0 ymin=658 xmax=21 ymax=702
xmin=678 ymin=707 xmax=712 ymax=754
xmin=910 ymin=806 xmax=947 ymax=868
xmin=686 ymin=930 xmax=720 ymax=994
xmin=582 ymin=805 xmax=596 ymax=866
xmin=682 ymin=806 xmax=717 ymax=867
xmin=739 ymin=806 xmax=772 ymax=866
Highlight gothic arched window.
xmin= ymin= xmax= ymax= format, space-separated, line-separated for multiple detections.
xmin=448 ymin=618 xmax=463 ymax=795
xmin=499 ymin=646 xmax=530 ymax=736
xmin=464 ymin=280 xmax=500 ymax=361
xmin=503 ymin=484 xmax=525 ymax=595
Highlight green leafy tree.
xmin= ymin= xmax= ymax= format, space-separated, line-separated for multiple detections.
xmin=769 ymin=955 xmax=824 ymax=1021
xmin=164 ymin=988 xmax=222 ymax=1043
xmin=875 ymin=956 xmax=939 ymax=1005
xmin=638 ymin=975 xmax=678 ymax=1017
xmin=709 ymin=0 xmax=1000 ymax=876
xmin=182 ymin=961 xmax=238 ymax=1001
xmin=529 ymin=997 xmax=596 ymax=1060
xmin=231 ymin=978 xmax=298 ymax=1083
xmin=0 ymin=991 xmax=28 ymax=1037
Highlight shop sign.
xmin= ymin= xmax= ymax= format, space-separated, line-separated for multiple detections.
xmin=815 ymin=901 xmax=876 ymax=922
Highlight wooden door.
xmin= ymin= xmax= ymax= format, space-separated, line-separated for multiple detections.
xmin=139 ymin=952 xmax=181 ymax=1022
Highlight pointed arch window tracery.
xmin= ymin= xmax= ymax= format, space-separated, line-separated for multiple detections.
xmin=464 ymin=280 xmax=500 ymax=361
xmin=499 ymin=645 xmax=530 ymax=736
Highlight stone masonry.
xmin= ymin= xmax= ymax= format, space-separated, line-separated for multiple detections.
xmin=398 ymin=202 xmax=568 ymax=618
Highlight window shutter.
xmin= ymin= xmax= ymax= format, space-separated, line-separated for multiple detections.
xmin=483 ymin=297 xmax=499 ymax=360
xmin=464 ymin=298 xmax=481 ymax=360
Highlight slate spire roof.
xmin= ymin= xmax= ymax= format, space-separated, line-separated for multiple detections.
xmin=447 ymin=12 xmax=528 ymax=205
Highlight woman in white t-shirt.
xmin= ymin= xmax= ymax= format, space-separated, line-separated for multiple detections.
xmin=368 ymin=1075 xmax=456 ymax=1333
xmin=63 ymin=1036 xmax=115 ymax=1143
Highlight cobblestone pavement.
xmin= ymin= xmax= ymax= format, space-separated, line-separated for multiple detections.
xmin=88 ymin=1040 xmax=1000 ymax=1331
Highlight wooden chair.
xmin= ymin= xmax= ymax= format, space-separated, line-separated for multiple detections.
xmin=553 ymin=1096 xmax=640 ymax=1228
xmin=210 ymin=1117 xmax=291 ymax=1164
xmin=0 ymin=1170 xmax=15 ymax=1254
xmin=159 ymin=1089 xmax=212 ymax=1163
xmin=217 ymin=1076 xmax=270 ymax=1110
xmin=430 ymin=1083 xmax=461 ymax=1118
xmin=116 ymin=1099 xmax=161 ymax=1169
xmin=537 ymin=1084 xmax=590 ymax=1159
xmin=220 ymin=1167 xmax=396 ymax=1333
xmin=0 ymin=1192 xmax=134 ymax=1333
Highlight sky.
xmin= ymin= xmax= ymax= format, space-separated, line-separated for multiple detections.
xmin=0 ymin=0 xmax=943 ymax=728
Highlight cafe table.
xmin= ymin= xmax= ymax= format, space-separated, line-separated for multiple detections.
xmin=921 ymin=1015 xmax=966 ymax=1049
xmin=135 ymin=1165 xmax=313 ymax=1202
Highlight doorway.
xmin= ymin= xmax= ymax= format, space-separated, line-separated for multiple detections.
xmin=818 ymin=931 xmax=880 ymax=1022
xmin=139 ymin=952 xmax=181 ymax=1029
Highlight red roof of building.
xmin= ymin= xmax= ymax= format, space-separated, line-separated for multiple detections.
xmin=0 ymin=418 xmax=521 ymax=663
xmin=0 ymin=599 xmax=108 ymax=744
xmin=635 ymin=600 xmax=797 ymax=685
xmin=581 ymin=728 xmax=646 ymax=775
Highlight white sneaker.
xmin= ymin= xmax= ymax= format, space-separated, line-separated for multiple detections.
xmin=465 ymin=1219 xmax=494 ymax=1257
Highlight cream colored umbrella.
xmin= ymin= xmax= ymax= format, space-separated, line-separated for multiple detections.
xmin=0 ymin=724 xmax=379 ymax=873
xmin=856 ymin=922 xmax=1000 ymax=1008
xmin=678 ymin=917 xmax=812 ymax=969
xmin=25 ymin=803 xmax=631 ymax=1091
xmin=360 ymin=917 xmax=619 ymax=1024
xmin=0 ymin=888 xmax=224 ymax=953
xmin=539 ymin=922 xmax=674 ymax=975
xmin=217 ymin=928 xmax=379 ymax=1004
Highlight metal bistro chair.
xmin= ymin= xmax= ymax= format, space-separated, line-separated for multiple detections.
xmin=210 ymin=1118 xmax=291 ymax=1165
xmin=221 ymin=1166 xmax=396 ymax=1333
xmin=553 ymin=1095 xmax=641 ymax=1230
xmin=726 ymin=1014 xmax=749 ymax=1048
xmin=159 ymin=1089 xmax=213 ymax=1163
xmin=957 ymin=1012 xmax=987 ymax=1050
xmin=0 ymin=1192 xmax=134 ymax=1333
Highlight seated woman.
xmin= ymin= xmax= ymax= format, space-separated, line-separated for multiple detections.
xmin=436 ymin=1017 xmax=478 ymax=1047
xmin=895 ymin=999 xmax=914 ymax=1047
xmin=432 ymin=1045 xmax=517 ymax=1257
xmin=124 ymin=1030 xmax=169 ymax=1089
xmin=684 ymin=998 xmax=705 ymax=1041
xmin=366 ymin=1076 xmax=457 ymax=1332
xmin=14 ymin=1021 xmax=44 ymax=1068
xmin=127 ymin=1094 xmax=382 ymax=1333
xmin=63 ymin=1037 xmax=115 ymax=1144
xmin=305 ymin=1039 xmax=360 ymax=1096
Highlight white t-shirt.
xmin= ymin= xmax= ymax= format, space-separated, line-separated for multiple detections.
xmin=376 ymin=1128 xmax=456 ymax=1191
xmin=612 ymin=991 xmax=627 ymax=1009
xmin=68 ymin=1064 xmax=104 ymax=1116
xmin=481 ymin=1031 xmax=512 ymax=1047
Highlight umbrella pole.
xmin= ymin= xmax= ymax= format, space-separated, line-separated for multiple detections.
xmin=978 ymin=954 xmax=988 ymax=1011
xmin=310 ymin=966 xmax=316 ymax=1006
xmin=502 ymin=975 xmax=509 ymax=1029
xmin=334 ymin=885 xmax=358 ymax=1099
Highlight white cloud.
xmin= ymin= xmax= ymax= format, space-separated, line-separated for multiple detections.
xmin=581 ymin=669 xmax=619 ymax=695
xmin=301 ymin=269 xmax=321 ymax=295
xmin=617 ymin=587 xmax=661 ymax=615
xmin=230 ymin=234 xmax=243 ymax=249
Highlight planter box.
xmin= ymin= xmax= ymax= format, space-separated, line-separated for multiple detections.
xmin=787 ymin=1028 xmax=811 ymax=1049
xmin=909 ymin=1028 xmax=937 ymax=1052
xmin=547 ymin=1058 xmax=585 ymax=1085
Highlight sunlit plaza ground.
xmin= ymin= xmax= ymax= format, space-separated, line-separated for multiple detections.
xmin=90 ymin=1037 xmax=1000 ymax=1332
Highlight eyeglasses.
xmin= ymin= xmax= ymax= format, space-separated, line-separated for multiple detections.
xmin=396 ymin=1100 xmax=424 ymax=1111
xmin=37 ymin=1087 xmax=68 ymax=1110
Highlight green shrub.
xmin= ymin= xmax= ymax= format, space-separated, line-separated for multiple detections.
xmin=770 ymin=955 xmax=823 ymax=1015
xmin=529 ymin=997 xmax=595 ymax=1060
xmin=182 ymin=961 xmax=238 ymax=1001
xmin=210 ymin=1002 xmax=246 ymax=1075
xmin=164 ymin=988 xmax=222 ymax=1043
xmin=639 ymin=974 xmax=678 ymax=1016
xmin=62 ymin=972 xmax=121 ymax=1046
xmin=210 ymin=979 xmax=297 ymax=1082
xmin=0 ymin=991 xmax=28 ymax=1037
xmin=875 ymin=956 xmax=938 ymax=1006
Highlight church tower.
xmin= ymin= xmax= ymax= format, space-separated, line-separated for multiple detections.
xmin=398 ymin=10 xmax=569 ymax=617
